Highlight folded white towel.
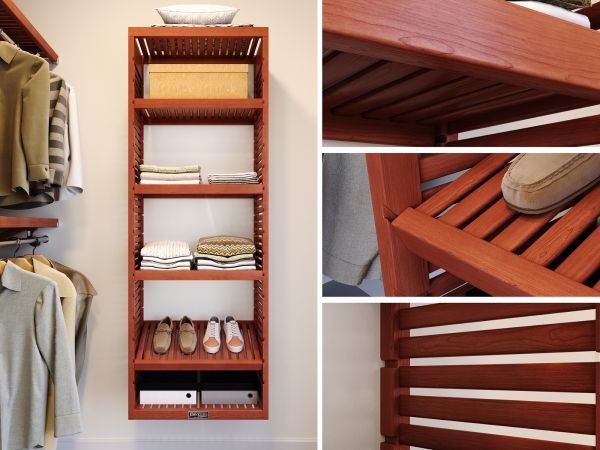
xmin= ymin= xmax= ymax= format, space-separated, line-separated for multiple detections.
xmin=141 ymin=240 xmax=191 ymax=259
xmin=509 ymin=1 xmax=591 ymax=27
xmin=141 ymin=261 xmax=191 ymax=269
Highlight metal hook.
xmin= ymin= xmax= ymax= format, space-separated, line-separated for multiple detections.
xmin=13 ymin=238 xmax=21 ymax=258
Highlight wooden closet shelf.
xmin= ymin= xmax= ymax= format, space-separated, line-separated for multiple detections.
xmin=134 ymin=320 xmax=263 ymax=371
xmin=134 ymin=269 xmax=264 ymax=281
xmin=0 ymin=0 xmax=59 ymax=63
xmin=393 ymin=154 xmax=600 ymax=296
xmin=134 ymin=184 xmax=263 ymax=197
xmin=323 ymin=0 xmax=600 ymax=145
xmin=134 ymin=99 xmax=263 ymax=124
xmin=0 ymin=216 xmax=58 ymax=230
xmin=131 ymin=402 xmax=266 ymax=420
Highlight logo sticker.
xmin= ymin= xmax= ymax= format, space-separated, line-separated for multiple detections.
xmin=188 ymin=411 xmax=209 ymax=419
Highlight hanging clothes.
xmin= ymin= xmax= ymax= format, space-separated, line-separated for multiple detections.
xmin=0 ymin=261 xmax=82 ymax=450
xmin=57 ymin=84 xmax=85 ymax=200
xmin=0 ymin=42 xmax=51 ymax=207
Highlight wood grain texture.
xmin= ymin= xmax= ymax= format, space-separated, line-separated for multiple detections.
xmin=398 ymin=303 xmax=594 ymax=330
xmin=394 ymin=207 xmax=599 ymax=296
xmin=438 ymin=167 xmax=507 ymax=228
xmin=398 ymin=363 xmax=596 ymax=392
xmin=491 ymin=208 xmax=559 ymax=252
xmin=417 ymin=154 xmax=515 ymax=217
xmin=397 ymin=424 xmax=594 ymax=450
xmin=452 ymin=114 xmax=600 ymax=147
xmin=0 ymin=216 xmax=58 ymax=229
xmin=427 ymin=271 xmax=466 ymax=297
xmin=322 ymin=51 xmax=378 ymax=90
xmin=398 ymin=320 xmax=595 ymax=358
xmin=367 ymin=155 xmax=429 ymax=296
xmin=419 ymin=153 xmax=487 ymax=182
xmin=462 ymin=198 xmax=517 ymax=239
xmin=134 ymin=184 xmax=263 ymax=197
xmin=556 ymin=227 xmax=600 ymax=283
xmin=522 ymin=184 xmax=600 ymax=266
xmin=399 ymin=395 xmax=594 ymax=434
xmin=323 ymin=0 xmax=600 ymax=101
xmin=323 ymin=114 xmax=434 ymax=146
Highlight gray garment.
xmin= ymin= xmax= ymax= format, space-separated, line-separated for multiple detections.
xmin=50 ymin=260 xmax=97 ymax=382
xmin=322 ymin=154 xmax=381 ymax=286
xmin=0 ymin=262 xmax=82 ymax=450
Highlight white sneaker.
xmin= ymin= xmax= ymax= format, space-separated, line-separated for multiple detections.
xmin=203 ymin=317 xmax=221 ymax=354
xmin=224 ymin=316 xmax=244 ymax=353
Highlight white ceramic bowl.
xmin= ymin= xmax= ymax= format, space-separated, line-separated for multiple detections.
xmin=157 ymin=4 xmax=239 ymax=25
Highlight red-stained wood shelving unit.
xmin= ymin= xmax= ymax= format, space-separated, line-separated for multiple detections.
xmin=127 ymin=26 xmax=269 ymax=420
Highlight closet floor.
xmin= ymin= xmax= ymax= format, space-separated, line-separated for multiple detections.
xmin=134 ymin=320 xmax=263 ymax=371
xmin=393 ymin=153 xmax=600 ymax=296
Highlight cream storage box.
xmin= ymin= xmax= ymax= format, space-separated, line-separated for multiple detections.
xmin=148 ymin=64 xmax=249 ymax=99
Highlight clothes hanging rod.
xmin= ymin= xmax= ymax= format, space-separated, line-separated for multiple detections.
xmin=0 ymin=28 xmax=16 ymax=45
xmin=0 ymin=235 xmax=49 ymax=248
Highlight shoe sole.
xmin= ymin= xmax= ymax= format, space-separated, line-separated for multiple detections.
xmin=504 ymin=175 xmax=600 ymax=215
xmin=203 ymin=344 xmax=220 ymax=354
xmin=227 ymin=343 xmax=244 ymax=353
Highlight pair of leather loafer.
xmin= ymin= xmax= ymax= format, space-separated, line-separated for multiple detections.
xmin=153 ymin=316 xmax=197 ymax=354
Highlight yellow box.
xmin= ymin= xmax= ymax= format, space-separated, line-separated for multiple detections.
xmin=149 ymin=64 xmax=249 ymax=99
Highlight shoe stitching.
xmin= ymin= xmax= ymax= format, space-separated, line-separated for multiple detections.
xmin=505 ymin=153 xmax=596 ymax=191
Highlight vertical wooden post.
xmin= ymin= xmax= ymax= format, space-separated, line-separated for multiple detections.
xmin=366 ymin=154 xmax=429 ymax=296
xmin=596 ymin=305 xmax=600 ymax=448
xmin=381 ymin=303 xmax=410 ymax=450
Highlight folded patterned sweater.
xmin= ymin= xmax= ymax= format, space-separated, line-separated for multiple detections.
xmin=196 ymin=236 xmax=256 ymax=257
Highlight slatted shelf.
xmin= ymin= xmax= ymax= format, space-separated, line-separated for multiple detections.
xmin=134 ymin=320 xmax=262 ymax=371
xmin=134 ymin=269 xmax=263 ymax=281
xmin=134 ymin=183 xmax=263 ymax=197
xmin=0 ymin=0 xmax=58 ymax=63
xmin=323 ymin=0 xmax=600 ymax=146
xmin=132 ymin=402 xmax=265 ymax=420
xmin=392 ymin=154 xmax=600 ymax=296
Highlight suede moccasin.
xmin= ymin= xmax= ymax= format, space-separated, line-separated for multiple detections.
xmin=501 ymin=153 xmax=600 ymax=214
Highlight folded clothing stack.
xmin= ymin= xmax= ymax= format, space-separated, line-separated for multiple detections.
xmin=207 ymin=172 xmax=259 ymax=184
xmin=194 ymin=236 xmax=257 ymax=270
xmin=139 ymin=164 xmax=202 ymax=184
xmin=140 ymin=240 xmax=193 ymax=270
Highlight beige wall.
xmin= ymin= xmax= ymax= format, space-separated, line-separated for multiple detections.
xmin=7 ymin=0 xmax=317 ymax=448
xmin=323 ymin=304 xmax=597 ymax=450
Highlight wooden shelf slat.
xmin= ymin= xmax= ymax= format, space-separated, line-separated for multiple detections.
xmin=134 ymin=98 xmax=263 ymax=110
xmin=134 ymin=184 xmax=263 ymax=197
xmin=0 ymin=0 xmax=58 ymax=63
xmin=134 ymin=269 xmax=263 ymax=281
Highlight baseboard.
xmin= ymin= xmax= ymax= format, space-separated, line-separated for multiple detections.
xmin=58 ymin=438 xmax=316 ymax=450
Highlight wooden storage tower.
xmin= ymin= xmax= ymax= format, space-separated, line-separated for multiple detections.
xmin=127 ymin=27 xmax=269 ymax=420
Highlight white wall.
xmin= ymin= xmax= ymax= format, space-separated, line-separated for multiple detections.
xmin=7 ymin=0 xmax=317 ymax=448
xmin=323 ymin=304 xmax=597 ymax=450
xmin=323 ymin=303 xmax=381 ymax=450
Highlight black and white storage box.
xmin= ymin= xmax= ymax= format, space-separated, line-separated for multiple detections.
xmin=139 ymin=371 xmax=198 ymax=405
xmin=200 ymin=371 xmax=260 ymax=405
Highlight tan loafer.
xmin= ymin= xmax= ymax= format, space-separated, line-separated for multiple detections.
xmin=179 ymin=316 xmax=197 ymax=354
xmin=502 ymin=153 xmax=600 ymax=214
xmin=153 ymin=317 xmax=172 ymax=354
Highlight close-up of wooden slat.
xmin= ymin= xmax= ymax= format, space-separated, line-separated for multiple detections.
xmin=417 ymin=153 xmax=515 ymax=217
xmin=396 ymin=424 xmax=594 ymax=450
xmin=398 ymin=320 xmax=595 ymax=358
xmin=398 ymin=303 xmax=593 ymax=330
xmin=419 ymin=153 xmax=487 ymax=183
xmin=396 ymin=363 xmax=595 ymax=392
xmin=398 ymin=395 xmax=594 ymax=434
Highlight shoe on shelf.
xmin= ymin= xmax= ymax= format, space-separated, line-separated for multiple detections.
xmin=153 ymin=316 xmax=172 ymax=354
xmin=203 ymin=317 xmax=221 ymax=354
xmin=224 ymin=316 xmax=244 ymax=353
xmin=502 ymin=153 xmax=600 ymax=214
xmin=179 ymin=316 xmax=197 ymax=354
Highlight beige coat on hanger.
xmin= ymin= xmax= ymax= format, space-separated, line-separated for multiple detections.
xmin=31 ymin=259 xmax=77 ymax=450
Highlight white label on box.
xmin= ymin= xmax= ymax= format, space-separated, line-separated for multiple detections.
xmin=201 ymin=390 xmax=258 ymax=405
xmin=140 ymin=390 xmax=197 ymax=405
